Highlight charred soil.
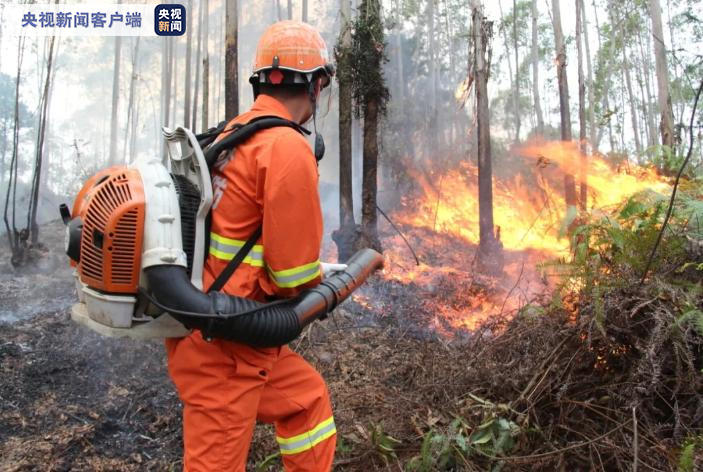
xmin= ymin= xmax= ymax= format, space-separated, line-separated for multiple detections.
xmin=1 ymin=220 xmax=702 ymax=471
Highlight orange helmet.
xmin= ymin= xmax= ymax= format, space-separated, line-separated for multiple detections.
xmin=250 ymin=21 xmax=335 ymax=91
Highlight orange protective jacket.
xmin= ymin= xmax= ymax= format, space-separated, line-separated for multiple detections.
xmin=204 ymin=94 xmax=323 ymax=300
xmin=166 ymin=95 xmax=335 ymax=471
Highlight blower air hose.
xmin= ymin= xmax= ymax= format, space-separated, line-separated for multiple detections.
xmin=144 ymin=248 xmax=384 ymax=347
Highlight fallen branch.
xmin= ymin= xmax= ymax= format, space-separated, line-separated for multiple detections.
xmin=376 ymin=204 xmax=420 ymax=265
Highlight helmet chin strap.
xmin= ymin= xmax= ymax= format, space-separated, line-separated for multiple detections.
xmin=308 ymin=80 xmax=325 ymax=162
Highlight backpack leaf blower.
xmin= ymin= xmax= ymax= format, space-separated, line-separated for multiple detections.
xmin=61 ymin=122 xmax=383 ymax=346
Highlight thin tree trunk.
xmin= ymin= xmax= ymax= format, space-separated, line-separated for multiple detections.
xmin=427 ymin=0 xmax=438 ymax=154
xmin=357 ymin=0 xmax=383 ymax=253
xmin=472 ymin=1 xmax=503 ymax=275
xmin=109 ymin=0 xmax=123 ymax=165
xmin=576 ymin=0 xmax=587 ymax=209
xmin=361 ymin=100 xmax=380 ymax=250
xmin=513 ymin=0 xmax=520 ymax=142
xmin=641 ymin=25 xmax=658 ymax=146
xmin=531 ymin=0 xmax=544 ymax=134
xmin=649 ymin=0 xmax=675 ymax=149
xmin=123 ymin=37 xmax=140 ymax=164
xmin=551 ymin=0 xmax=577 ymax=213
xmin=202 ymin=0 xmax=210 ymax=131
xmin=184 ymin=0 xmax=193 ymax=127
xmin=4 ymin=36 xmax=26 ymax=261
xmin=637 ymin=28 xmax=657 ymax=147
xmin=171 ymin=37 xmax=178 ymax=126
xmin=1 ymin=120 xmax=7 ymax=180
xmin=288 ymin=0 xmax=293 ymax=19
xmin=497 ymin=0 xmax=515 ymax=141
xmin=225 ymin=0 xmax=239 ymax=119
xmin=302 ymin=0 xmax=308 ymax=22
xmin=167 ymin=36 xmax=174 ymax=127
xmin=623 ymin=48 xmax=642 ymax=154
xmin=29 ymin=32 xmax=57 ymax=244
xmin=592 ymin=3 xmax=615 ymax=151
xmin=333 ymin=0 xmax=356 ymax=262
xmin=192 ymin=1 xmax=202 ymax=130
xmin=580 ymin=0 xmax=596 ymax=151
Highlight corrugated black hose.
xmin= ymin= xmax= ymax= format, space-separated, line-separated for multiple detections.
xmin=142 ymin=248 xmax=383 ymax=347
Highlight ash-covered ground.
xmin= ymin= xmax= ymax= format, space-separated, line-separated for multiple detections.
xmin=0 ymin=220 xmax=452 ymax=471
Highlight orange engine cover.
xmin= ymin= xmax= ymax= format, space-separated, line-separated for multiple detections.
xmin=76 ymin=167 xmax=145 ymax=294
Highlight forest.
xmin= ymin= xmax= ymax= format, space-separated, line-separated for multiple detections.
xmin=1 ymin=0 xmax=702 ymax=470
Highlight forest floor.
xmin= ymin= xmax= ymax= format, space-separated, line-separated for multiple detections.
xmin=0 ymin=220 xmax=701 ymax=471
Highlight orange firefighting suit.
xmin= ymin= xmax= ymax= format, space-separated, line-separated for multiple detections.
xmin=165 ymin=94 xmax=335 ymax=471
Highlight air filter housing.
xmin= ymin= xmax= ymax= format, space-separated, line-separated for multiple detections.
xmin=77 ymin=168 xmax=145 ymax=294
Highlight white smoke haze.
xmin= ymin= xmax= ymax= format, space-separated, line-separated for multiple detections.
xmin=0 ymin=0 xmax=699 ymax=238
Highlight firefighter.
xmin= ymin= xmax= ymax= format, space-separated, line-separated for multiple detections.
xmin=165 ymin=21 xmax=337 ymax=471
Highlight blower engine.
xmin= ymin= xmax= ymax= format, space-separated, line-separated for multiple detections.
xmin=62 ymin=126 xmax=383 ymax=345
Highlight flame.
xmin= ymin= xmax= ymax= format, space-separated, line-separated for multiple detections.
xmin=370 ymin=139 xmax=671 ymax=333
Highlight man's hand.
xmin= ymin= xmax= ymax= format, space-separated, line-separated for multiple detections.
xmin=321 ymin=262 xmax=348 ymax=276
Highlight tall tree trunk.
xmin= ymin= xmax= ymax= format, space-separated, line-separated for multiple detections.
xmin=551 ymin=0 xmax=577 ymax=214
xmin=637 ymin=28 xmax=657 ymax=147
xmin=530 ymin=0 xmax=544 ymax=134
xmin=648 ymin=0 xmax=675 ymax=149
xmin=184 ymin=0 xmax=193 ymax=127
xmin=513 ymin=0 xmax=520 ymax=142
xmin=202 ymin=0 xmax=210 ymax=131
xmin=123 ymin=37 xmax=140 ymax=164
xmin=225 ymin=0 xmax=239 ymax=119
xmin=160 ymin=36 xmax=173 ymax=157
xmin=472 ymin=1 xmax=503 ymax=275
xmin=427 ymin=0 xmax=438 ymax=155
xmin=28 ymin=32 xmax=57 ymax=245
xmin=497 ymin=0 xmax=516 ymax=142
xmin=576 ymin=0 xmax=587 ymax=210
xmin=4 ymin=36 xmax=26 ymax=262
xmin=356 ymin=0 xmax=384 ymax=253
xmin=1 ymin=120 xmax=7 ymax=180
xmin=171 ymin=37 xmax=178 ymax=126
xmin=288 ymin=0 xmax=293 ymax=19
xmin=109 ymin=0 xmax=123 ymax=166
xmin=302 ymin=0 xmax=308 ymax=22
xmin=361 ymin=100 xmax=380 ymax=250
xmin=641 ymin=25 xmax=658 ymax=147
xmin=333 ymin=0 xmax=356 ymax=262
xmin=192 ymin=1 xmax=202 ymax=130
xmin=622 ymin=48 xmax=642 ymax=154
xmin=579 ymin=0 xmax=596 ymax=151
xmin=592 ymin=4 xmax=615 ymax=151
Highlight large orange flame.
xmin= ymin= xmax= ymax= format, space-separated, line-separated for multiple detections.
xmin=373 ymin=139 xmax=671 ymax=332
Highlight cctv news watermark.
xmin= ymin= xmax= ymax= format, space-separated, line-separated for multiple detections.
xmin=4 ymin=4 xmax=186 ymax=36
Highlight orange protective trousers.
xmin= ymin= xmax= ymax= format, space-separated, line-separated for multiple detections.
xmin=166 ymin=331 xmax=336 ymax=471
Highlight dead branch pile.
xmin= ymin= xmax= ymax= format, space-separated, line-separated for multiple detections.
xmin=306 ymin=270 xmax=702 ymax=471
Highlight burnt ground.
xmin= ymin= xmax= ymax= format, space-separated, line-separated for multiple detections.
xmin=0 ymin=220 xmax=527 ymax=471
xmin=1 ymin=220 xmax=700 ymax=471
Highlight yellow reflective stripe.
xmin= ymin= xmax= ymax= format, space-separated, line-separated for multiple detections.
xmin=276 ymin=417 xmax=336 ymax=455
xmin=210 ymin=232 xmax=263 ymax=253
xmin=208 ymin=247 xmax=265 ymax=267
xmin=268 ymin=260 xmax=321 ymax=288
xmin=208 ymin=232 xmax=265 ymax=267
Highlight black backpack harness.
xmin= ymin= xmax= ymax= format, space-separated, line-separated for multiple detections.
xmin=196 ymin=115 xmax=310 ymax=293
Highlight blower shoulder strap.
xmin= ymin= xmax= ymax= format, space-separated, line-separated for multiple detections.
xmin=201 ymin=115 xmax=310 ymax=169
xmin=202 ymin=115 xmax=309 ymax=293
xmin=207 ymin=225 xmax=262 ymax=294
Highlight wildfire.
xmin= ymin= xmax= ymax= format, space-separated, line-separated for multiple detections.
xmin=372 ymin=139 xmax=671 ymax=333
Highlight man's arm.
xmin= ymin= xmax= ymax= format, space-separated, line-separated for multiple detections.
xmin=260 ymin=131 xmax=323 ymax=299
